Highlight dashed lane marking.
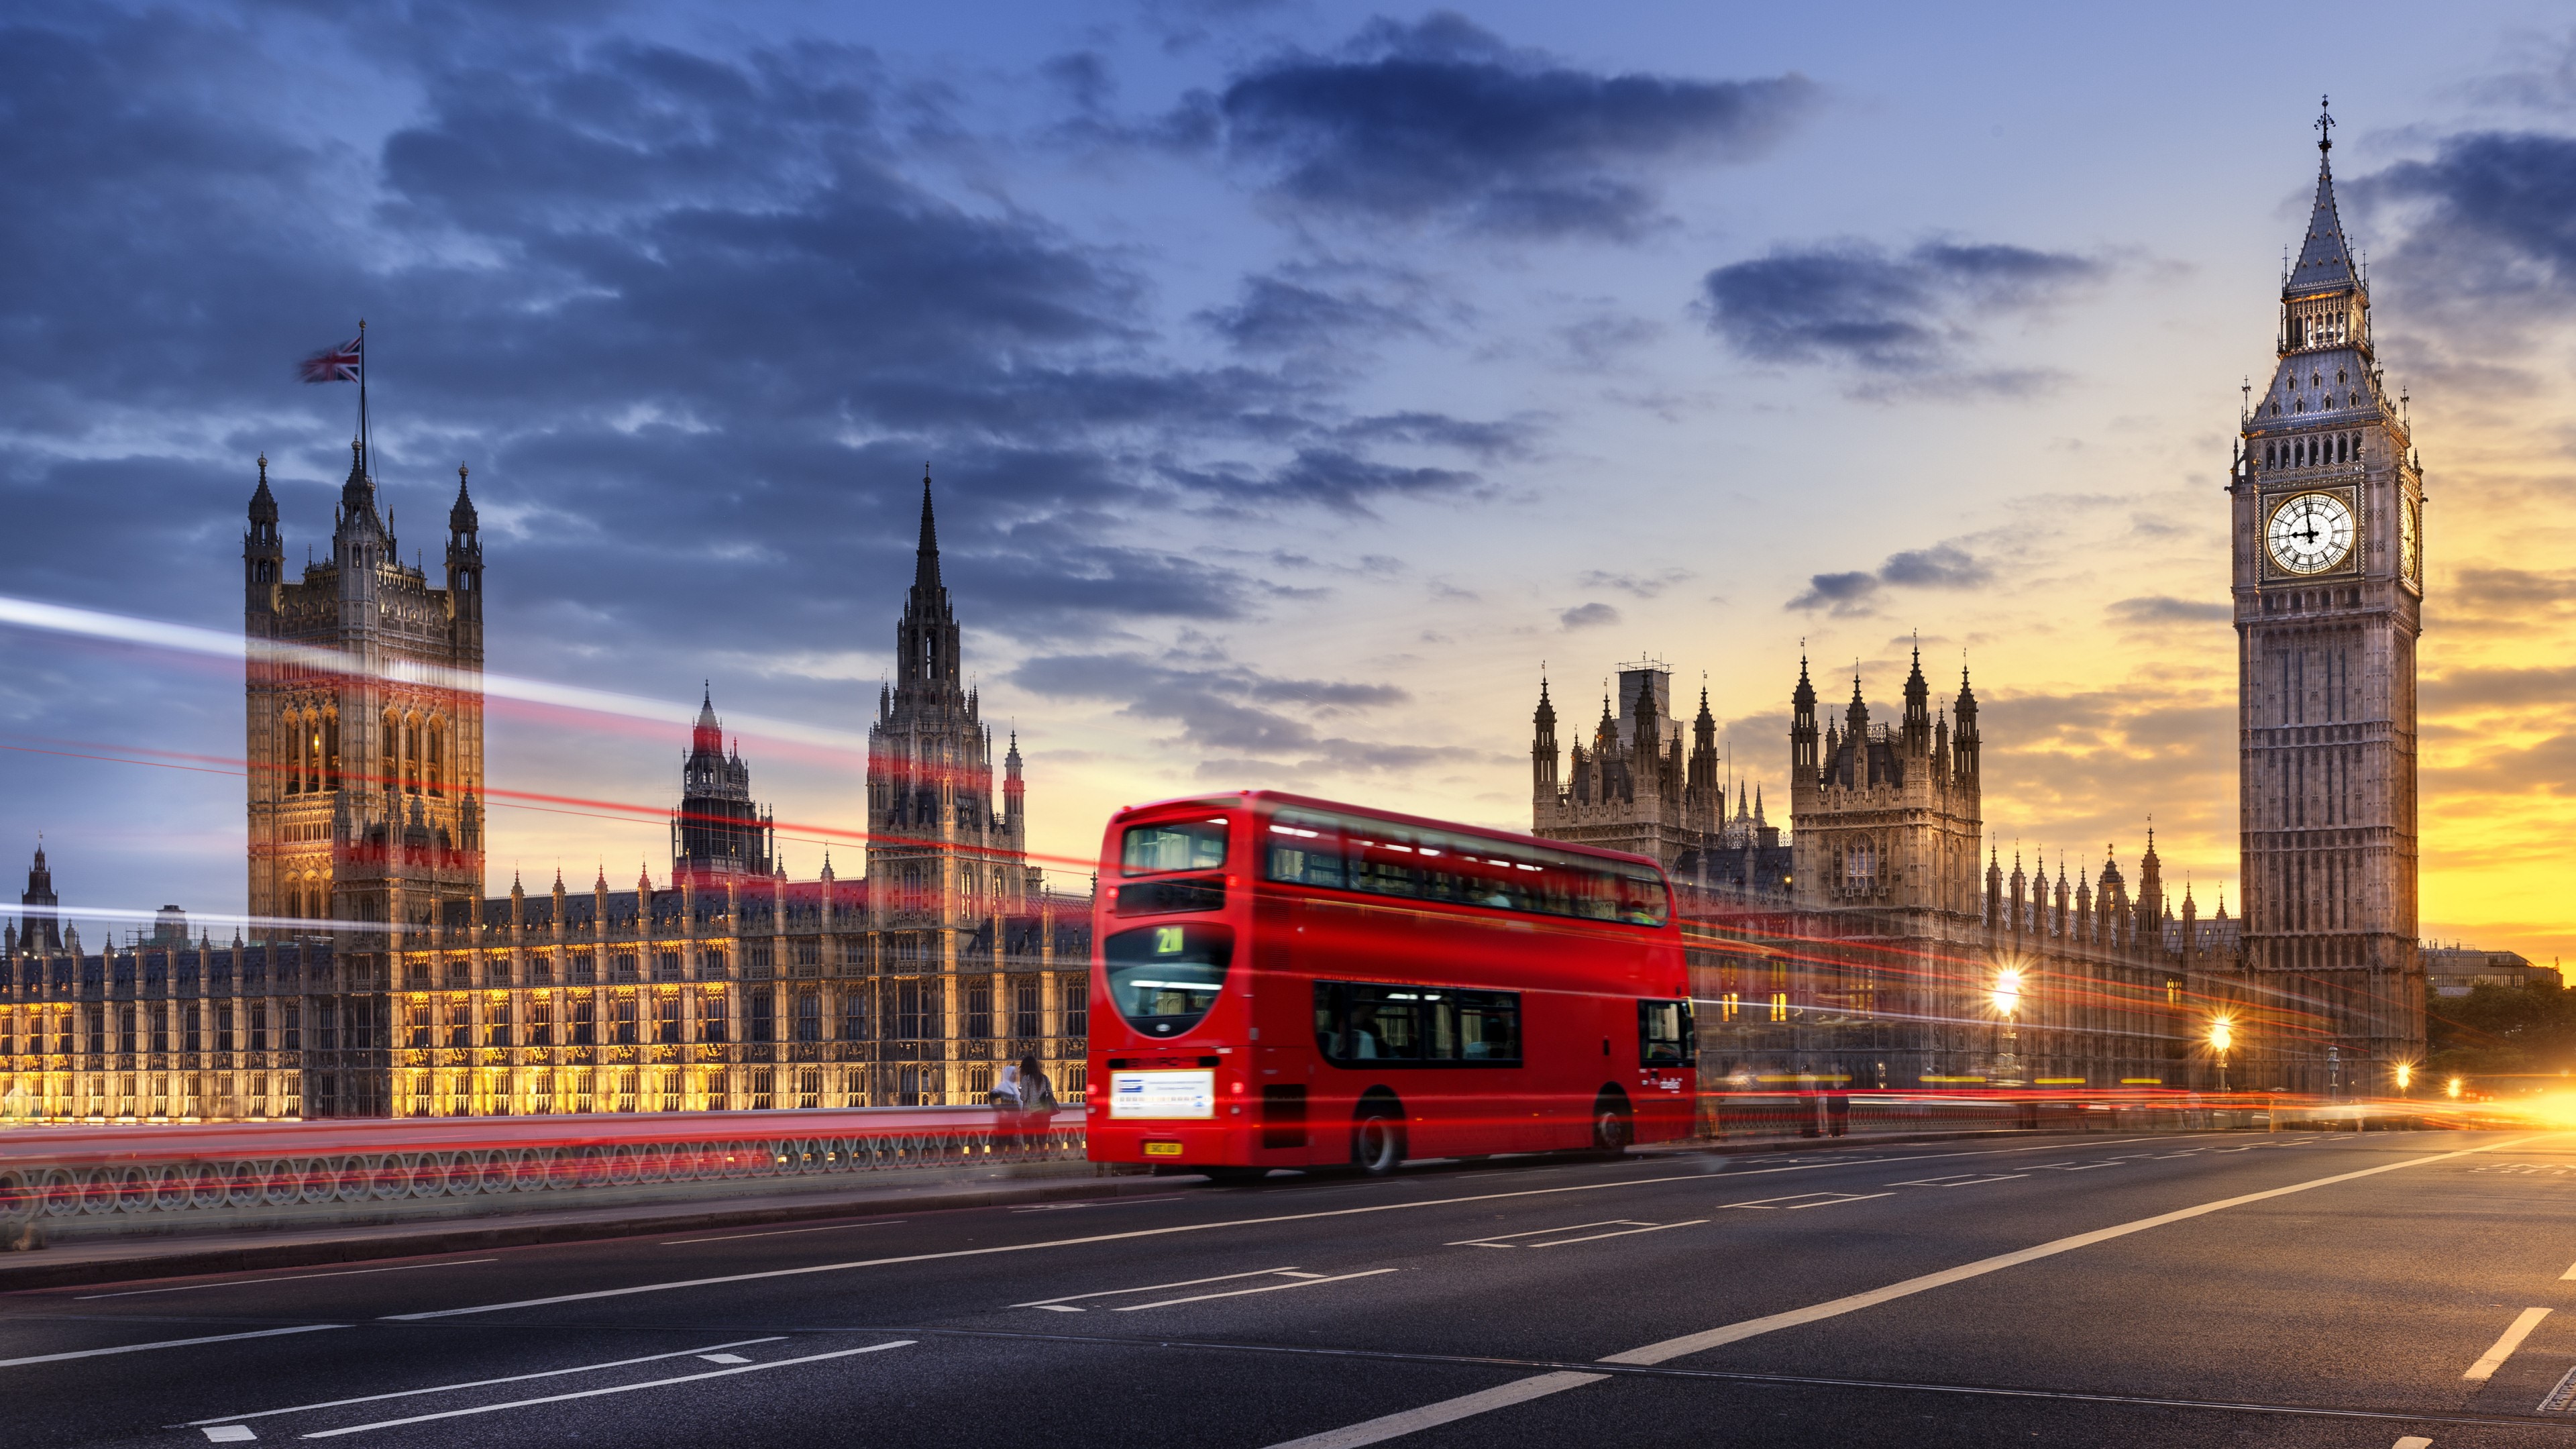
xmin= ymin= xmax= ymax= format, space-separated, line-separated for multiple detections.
xmin=73 ymin=1260 xmax=497 ymax=1301
xmin=661 ymin=1221 xmax=904 ymax=1246
xmin=297 ymin=1340 xmax=914 ymax=1438
xmin=1886 ymin=1174 xmax=2029 ymax=1188
xmin=0 ymin=1324 xmax=343 ymax=1370
xmin=1112 ymin=1269 xmax=1399 ymax=1311
xmin=1013 ymin=1267 xmax=1305 ymax=1309
xmin=179 ymin=1338 xmax=788 ymax=1426
xmin=2465 ymin=1307 xmax=2551 ymax=1381
xmin=1721 ymin=1192 xmax=1893 ymax=1211
xmin=1446 ymin=1220 xmax=1707 ymax=1248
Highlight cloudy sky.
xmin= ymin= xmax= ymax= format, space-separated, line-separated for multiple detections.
xmin=3 ymin=0 xmax=2574 ymax=964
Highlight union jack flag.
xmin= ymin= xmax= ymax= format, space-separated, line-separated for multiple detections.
xmin=299 ymin=333 xmax=363 ymax=384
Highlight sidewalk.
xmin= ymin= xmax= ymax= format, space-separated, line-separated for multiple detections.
xmin=0 ymin=1125 xmax=2054 ymax=1293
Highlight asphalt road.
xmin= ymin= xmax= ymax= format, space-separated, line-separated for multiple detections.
xmin=5 ymin=1128 xmax=2575 ymax=1448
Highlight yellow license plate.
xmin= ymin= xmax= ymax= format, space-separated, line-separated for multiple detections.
xmin=1142 ymin=1141 xmax=1185 ymax=1157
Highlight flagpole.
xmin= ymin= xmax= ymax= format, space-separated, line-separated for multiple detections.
xmin=357 ymin=317 xmax=369 ymax=482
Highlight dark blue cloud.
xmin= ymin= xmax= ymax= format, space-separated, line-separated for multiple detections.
xmin=1787 ymin=543 xmax=1991 ymax=614
xmin=1700 ymin=240 xmax=2100 ymax=380
xmin=2371 ymin=131 xmax=2576 ymax=299
xmin=1197 ymin=12 xmax=1813 ymax=239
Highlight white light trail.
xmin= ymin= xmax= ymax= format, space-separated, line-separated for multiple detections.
xmin=0 ymin=594 xmax=871 ymax=752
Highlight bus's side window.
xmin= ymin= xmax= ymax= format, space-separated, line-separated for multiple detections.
xmin=1638 ymin=998 xmax=1693 ymax=1067
xmin=1316 ymin=981 xmax=1521 ymax=1067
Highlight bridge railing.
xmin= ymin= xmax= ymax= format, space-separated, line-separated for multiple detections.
xmin=0 ymin=1105 xmax=1085 ymax=1246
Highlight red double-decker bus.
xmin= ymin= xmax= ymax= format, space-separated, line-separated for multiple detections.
xmin=1085 ymin=791 xmax=1695 ymax=1179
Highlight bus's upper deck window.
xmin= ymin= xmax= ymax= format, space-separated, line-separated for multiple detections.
xmin=1123 ymin=818 xmax=1229 ymax=875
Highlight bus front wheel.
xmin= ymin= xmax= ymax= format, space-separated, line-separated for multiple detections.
xmin=1353 ymin=1106 xmax=1407 ymax=1175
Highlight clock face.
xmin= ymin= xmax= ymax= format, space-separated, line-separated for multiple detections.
xmin=2266 ymin=491 xmax=2355 ymax=575
xmin=2400 ymin=496 xmax=2422 ymax=584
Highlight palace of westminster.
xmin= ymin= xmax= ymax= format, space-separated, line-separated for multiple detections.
xmin=3 ymin=115 xmax=2419 ymax=1120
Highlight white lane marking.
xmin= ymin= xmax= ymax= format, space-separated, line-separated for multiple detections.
xmin=696 ymin=1353 xmax=751 ymax=1364
xmin=1446 ymin=1220 xmax=1650 ymax=1246
xmin=76 ymin=1260 xmax=498 ymax=1300
xmin=1264 ymin=1371 xmax=1611 ymax=1449
xmin=2394 ymin=1437 xmax=2433 ymax=1449
xmin=1277 ymin=1271 xmax=1328 ymax=1279
xmin=184 ymin=1338 xmax=788 ymax=1425
xmin=1522 ymin=1221 xmax=1707 ymax=1248
xmin=297 ymin=1341 xmax=913 ymax=1438
xmin=1014 ymin=1267 xmax=1305 ymax=1309
xmin=2465 ymin=1307 xmax=2551 ymax=1381
xmin=1034 ymin=1305 xmax=1083 ymax=1313
xmin=1112 ymin=1267 xmax=1399 ymax=1311
xmin=1887 ymin=1174 xmax=2027 ymax=1188
xmin=661 ymin=1221 xmax=904 ymax=1246
xmin=1256 ymin=1132 xmax=2555 ymax=1449
xmin=381 ymin=1134 xmax=2189 ymax=1322
xmin=2562 ymin=1259 xmax=2576 ymax=1281
xmin=0 ymin=1324 xmax=341 ymax=1370
xmin=1722 ymin=1192 xmax=1892 ymax=1211
xmin=203 ymin=1430 xmax=256 ymax=1443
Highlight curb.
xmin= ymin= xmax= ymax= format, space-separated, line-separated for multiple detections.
xmin=0 ymin=1126 xmax=2100 ymax=1293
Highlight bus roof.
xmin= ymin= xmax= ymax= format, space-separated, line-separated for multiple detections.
xmin=1112 ymin=788 xmax=1668 ymax=875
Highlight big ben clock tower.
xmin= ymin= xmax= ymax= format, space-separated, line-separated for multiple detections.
xmin=2233 ymin=101 xmax=2424 ymax=1089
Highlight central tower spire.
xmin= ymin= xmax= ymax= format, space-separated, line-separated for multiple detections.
xmin=897 ymin=468 xmax=961 ymax=700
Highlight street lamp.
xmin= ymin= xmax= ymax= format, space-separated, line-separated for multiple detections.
xmin=2448 ymin=1076 xmax=2464 ymax=1100
xmin=2209 ymin=1017 xmax=2234 ymax=1095
xmin=1992 ymin=969 xmax=2023 ymax=1018
xmin=1989 ymin=967 xmax=2023 ymax=1087
xmin=2394 ymin=1062 xmax=2414 ymax=1095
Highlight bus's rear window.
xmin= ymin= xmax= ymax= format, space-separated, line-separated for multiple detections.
xmin=1103 ymin=924 xmax=1233 ymax=1038
xmin=1264 ymin=808 xmax=1668 ymax=926
xmin=1122 ymin=818 xmax=1228 ymax=875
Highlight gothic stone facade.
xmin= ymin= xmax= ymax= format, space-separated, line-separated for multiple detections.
xmin=1 ymin=470 xmax=1090 ymax=1122
xmin=1536 ymin=653 xmax=2248 ymax=1094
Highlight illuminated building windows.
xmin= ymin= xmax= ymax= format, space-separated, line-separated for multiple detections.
xmin=699 ymin=992 xmax=728 ymax=1044
xmin=612 ymin=995 xmax=639 ymax=1046
xmin=796 ymin=1068 xmax=820 ymax=1110
xmin=751 ymin=1067 xmax=775 ymax=1112
xmin=1721 ymin=993 xmax=1741 ymax=1022
xmin=656 ymin=994 xmax=683 ymax=1045
xmin=614 ymin=1069 xmax=638 ymax=1114
xmin=1769 ymin=992 xmax=1789 ymax=1022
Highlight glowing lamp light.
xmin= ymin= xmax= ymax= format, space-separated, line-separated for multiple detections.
xmin=2208 ymin=1018 xmax=2233 ymax=1053
xmin=2447 ymin=1077 xmax=2464 ymax=1099
xmin=1992 ymin=969 xmax=2023 ymax=1018
xmin=2394 ymin=1063 xmax=2414 ymax=1091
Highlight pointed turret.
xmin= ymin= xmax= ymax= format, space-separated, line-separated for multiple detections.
xmin=895 ymin=469 xmax=962 ymax=700
xmin=1790 ymin=654 xmax=1820 ymax=779
xmin=249 ymin=454 xmax=278 ymax=525
xmin=245 ymin=453 xmax=284 ymax=595
xmin=693 ymin=684 xmax=721 ymax=755
xmin=1953 ymin=664 xmax=1980 ymax=782
xmin=19 ymin=840 xmax=61 ymax=951
xmin=914 ymin=468 xmax=941 ymax=590
xmin=2287 ymin=99 xmax=2357 ymax=299
xmin=1902 ymin=642 xmax=1931 ymax=753
xmin=1532 ymin=677 xmax=1560 ymax=806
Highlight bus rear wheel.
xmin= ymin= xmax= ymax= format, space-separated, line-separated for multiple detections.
xmin=1592 ymin=1099 xmax=1633 ymax=1155
xmin=1353 ymin=1107 xmax=1406 ymax=1176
